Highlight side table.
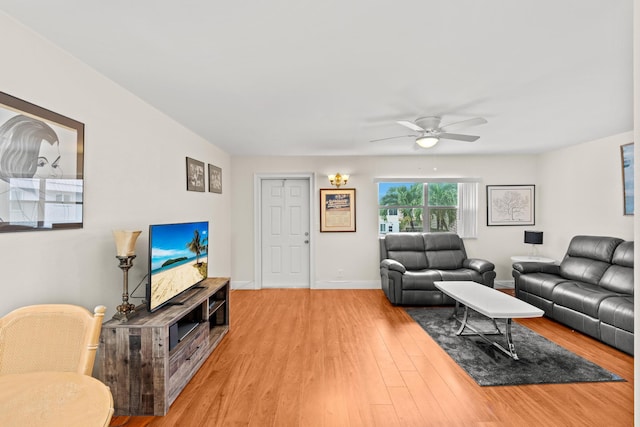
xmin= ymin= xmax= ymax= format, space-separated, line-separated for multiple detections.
xmin=511 ymin=255 xmax=556 ymax=264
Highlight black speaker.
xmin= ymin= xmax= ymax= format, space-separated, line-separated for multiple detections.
xmin=169 ymin=322 xmax=179 ymax=350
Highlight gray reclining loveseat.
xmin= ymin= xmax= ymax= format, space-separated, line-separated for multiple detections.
xmin=379 ymin=232 xmax=496 ymax=305
xmin=512 ymin=235 xmax=634 ymax=355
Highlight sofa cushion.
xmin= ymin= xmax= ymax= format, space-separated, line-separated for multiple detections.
xmin=551 ymin=281 xmax=619 ymax=318
xmin=423 ymin=233 xmax=466 ymax=269
xmin=598 ymin=296 xmax=634 ymax=333
xmin=384 ymin=233 xmax=428 ymax=270
xmin=516 ymin=273 xmax=568 ymax=300
xmin=599 ymin=241 xmax=634 ymax=294
xmin=559 ymin=236 xmax=623 ymax=285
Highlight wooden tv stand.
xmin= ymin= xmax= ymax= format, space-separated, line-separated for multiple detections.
xmin=94 ymin=277 xmax=229 ymax=416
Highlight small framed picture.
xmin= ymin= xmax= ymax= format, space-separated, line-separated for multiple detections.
xmin=209 ymin=164 xmax=222 ymax=194
xmin=486 ymin=185 xmax=535 ymax=226
xmin=320 ymin=188 xmax=356 ymax=232
xmin=621 ymin=142 xmax=634 ymax=215
xmin=186 ymin=157 xmax=205 ymax=192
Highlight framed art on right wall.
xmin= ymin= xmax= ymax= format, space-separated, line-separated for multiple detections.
xmin=486 ymin=185 xmax=535 ymax=226
xmin=621 ymin=142 xmax=634 ymax=215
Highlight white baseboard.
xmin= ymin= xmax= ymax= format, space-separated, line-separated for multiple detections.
xmin=234 ymin=279 xmax=511 ymax=290
xmin=494 ymin=279 xmax=515 ymax=289
xmin=312 ymin=280 xmax=381 ymax=290
xmin=230 ymin=280 xmax=382 ymax=290
xmin=230 ymin=280 xmax=255 ymax=290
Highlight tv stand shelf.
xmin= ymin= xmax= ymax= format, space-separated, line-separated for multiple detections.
xmin=94 ymin=277 xmax=229 ymax=416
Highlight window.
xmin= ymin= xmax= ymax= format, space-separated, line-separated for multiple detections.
xmin=377 ymin=180 xmax=478 ymax=238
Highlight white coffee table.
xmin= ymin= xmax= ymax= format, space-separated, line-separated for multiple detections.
xmin=435 ymin=281 xmax=544 ymax=360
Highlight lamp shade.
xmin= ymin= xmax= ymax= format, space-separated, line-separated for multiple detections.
xmin=113 ymin=230 xmax=142 ymax=256
xmin=416 ymin=136 xmax=439 ymax=148
xmin=524 ymin=231 xmax=543 ymax=245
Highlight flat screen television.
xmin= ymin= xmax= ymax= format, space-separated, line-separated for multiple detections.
xmin=147 ymin=221 xmax=209 ymax=312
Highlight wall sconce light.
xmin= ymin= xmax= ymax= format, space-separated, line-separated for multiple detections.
xmin=112 ymin=230 xmax=142 ymax=321
xmin=328 ymin=173 xmax=349 ymax=188
xmin=524 ymin=230 xmax=543 ymax=257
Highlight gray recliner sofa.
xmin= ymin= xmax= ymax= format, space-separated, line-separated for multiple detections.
xmin=379 ymin=232 xmax=496 ymax=305
xmin=512 ymin=235 xmax=634 ymax=355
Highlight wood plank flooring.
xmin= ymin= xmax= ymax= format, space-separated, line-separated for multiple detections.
xmin=109 ymin=289 xmax=634 ymax=427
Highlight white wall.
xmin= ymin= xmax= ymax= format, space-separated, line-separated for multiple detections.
xmin=0 ymin=6 xmax=634 ymax=319
xmin=0 ymin=13 xmax=231 ymax=316
xmin=537 ymin=131 xmax=634 ymax=260
xmin=231 ymin=136 xmax=634 ymax=289
xmin=231 ymin=154 xmax=539 ymax=287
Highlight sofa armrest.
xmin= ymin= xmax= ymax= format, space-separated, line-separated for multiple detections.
xmin=512 ymin=262 xmax=560 ymax=275
xmin=380 ymin=259 xmax=407 ymax=274
xmin=463 ymin=258 xmax=495 ymax=274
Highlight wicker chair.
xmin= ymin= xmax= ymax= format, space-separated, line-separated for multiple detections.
xmin=0 ymin=304 xmax=106 ymax=376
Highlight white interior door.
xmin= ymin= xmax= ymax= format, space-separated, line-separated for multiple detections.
xmin=260 ymin=179 xmax=310 ymax=288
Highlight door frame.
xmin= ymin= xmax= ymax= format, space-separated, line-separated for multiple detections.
xmin=254 ymin=173 xmax=315 ymax=290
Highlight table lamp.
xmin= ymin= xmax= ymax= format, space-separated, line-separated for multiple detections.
xmin=113 ymin=230 xmax=142 ymax=321
xmin=524 ymin=230 xmax=543 ymax=257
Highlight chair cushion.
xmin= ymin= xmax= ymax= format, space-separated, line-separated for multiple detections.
xmin=437 ymin=269 xmax=483 ymax=283
xmin=384 ymin=233 xmax=428 ymax=270
xmin=598 ymin=296 xmax=634 ymax=333
xmin=400 ymin=270 xmax=443 ymax=290
xmin=424 ymin=233 xmax=466 ymax=269
xmin=551 ymin=281 xmax=619 ymax=318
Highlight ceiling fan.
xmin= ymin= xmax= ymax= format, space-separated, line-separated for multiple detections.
xmin=371 ymin=116 xmax=487 ymax=148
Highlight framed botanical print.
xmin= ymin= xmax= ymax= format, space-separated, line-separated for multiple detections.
xmin=0 ymin=91 xmax=85 ymax=232
xmin=486 ymin=185 xmax=535 ymax=226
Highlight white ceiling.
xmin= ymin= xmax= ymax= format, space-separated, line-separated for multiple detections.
xmin=0 ymin=0 xmax=633 ymax=156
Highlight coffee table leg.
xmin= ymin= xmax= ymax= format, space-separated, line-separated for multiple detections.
xmin=505 ymin=319 xmax=518 ymax=360
xmin=450 ymin=300 xmax=460 ymax=319
xmin=451 ymin=311 xmax=520 ymax=360
xmin=455 ymin=305 xmax=469 ymax=335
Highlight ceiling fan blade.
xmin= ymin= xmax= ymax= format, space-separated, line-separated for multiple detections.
xmin=396 ymin=120 xmax=425 ymax=132
xmin=370 ymin=134 xmax=416 ymax=142
xmin=438 ymin=133 xmax=480 ymax=142
xmin=439 ymin=117 xmax=487 ymax=132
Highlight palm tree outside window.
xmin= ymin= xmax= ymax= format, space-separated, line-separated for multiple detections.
xmin=377 ymin=180 xmax=478 ymax=238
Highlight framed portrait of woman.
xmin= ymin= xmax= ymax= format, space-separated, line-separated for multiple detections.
xmin=0 ymin=92 xmax=85 ymax=232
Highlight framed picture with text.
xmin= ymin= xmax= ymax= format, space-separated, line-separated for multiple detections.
xmin=208 ymin=164 xmax=222 ymax=193
xmin=486 ymin=185 xmax=535 ymax=226
xmin=186 ymin=157 xmax=205 ymax=192
xmin=320 ymin=188 xmax=356 ymax=232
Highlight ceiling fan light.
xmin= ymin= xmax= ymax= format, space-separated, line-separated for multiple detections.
xmin=416 ymin=136 xmax=439 ymax=148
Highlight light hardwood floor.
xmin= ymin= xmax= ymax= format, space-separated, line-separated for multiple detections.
xmin=109 ymin=289 xmax=634 ymax=427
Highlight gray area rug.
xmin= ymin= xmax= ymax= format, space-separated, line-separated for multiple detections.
xmin=405 ymin=307 xmax=624 ymax=386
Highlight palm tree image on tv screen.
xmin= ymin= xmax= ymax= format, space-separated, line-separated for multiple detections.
xmin=379 ymin=182 xmax=458 ymax=234
xmin=148 ymin=221 xmax=209 ymax=311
